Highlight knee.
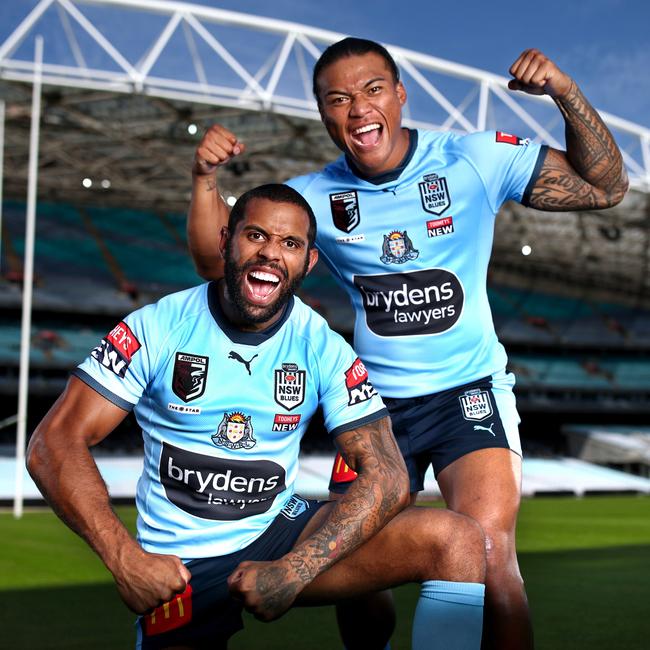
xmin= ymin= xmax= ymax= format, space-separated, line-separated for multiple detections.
xmin=482 ymin=526 xmax=523 ymax=585
xmin=421 ymin=512 xmax=486 ymax=584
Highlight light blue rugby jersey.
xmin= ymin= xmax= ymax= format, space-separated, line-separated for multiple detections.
xmin=74 ymin=282 xmax=387 ymax=559
xmin=287 ymin=129 xmax=547 ymax=398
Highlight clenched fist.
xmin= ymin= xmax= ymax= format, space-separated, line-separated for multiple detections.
xmin=508 ymin=48 xmax=572 ymax=99
xmin=192 ymin=124 xmax=246 ymax=177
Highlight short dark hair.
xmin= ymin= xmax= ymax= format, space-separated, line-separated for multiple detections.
xmin=228 ymin=184 xmax=317 ymax=248
xmin=312 ymin=37 xmax=400 ymax=101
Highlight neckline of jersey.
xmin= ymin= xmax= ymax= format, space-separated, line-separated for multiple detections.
xmin=207 ymin=281 xmax=295 ymax=345
xmin=345 ymin=128 xmax=418 ymax=185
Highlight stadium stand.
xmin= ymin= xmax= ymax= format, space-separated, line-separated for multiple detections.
xmin=3 ymin=196 xmax=650 ymax=501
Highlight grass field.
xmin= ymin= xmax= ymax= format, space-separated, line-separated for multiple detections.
xmin=1 ymin=495 xmax=649 ymax=649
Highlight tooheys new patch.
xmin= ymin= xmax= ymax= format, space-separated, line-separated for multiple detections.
xmin=345 ymin=357 xmax=377 ymax=405
xmin=91 ymin=320 xmax=141 ymax=377
xmin=495 ymin=131 xmax=528 ymax=146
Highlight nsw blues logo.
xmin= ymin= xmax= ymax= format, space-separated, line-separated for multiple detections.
xmin=380 ymin=230 xmax=419 ymax=264
xmin=212 ymin=412 xmax=256 ymax=450
xmin=274 ymin=363 xmax=306 ymax=411
xmin=419 ymin=173 xmax=450 ymax=215
xmin=459 ymin=389 xmax=493 ymax=422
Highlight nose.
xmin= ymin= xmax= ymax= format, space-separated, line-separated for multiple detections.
xmin=349 ymin=92 xmax=372 ymax=117
xmin=257 ymin=236 xmax=282 ymax=260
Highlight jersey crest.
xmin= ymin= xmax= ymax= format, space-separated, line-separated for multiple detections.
xmin=459 ymin=389 xmax=493 ymax=421
xmin=172 ymin=352 xmax=209 ymax=402
xmin=329 ymin=190 xmax=361 ymax=232
xmin=380 ymin=230 xmax=419 ymax=264
xmin=274 ymin=363 xmax=306 ymax=411
xmin=212 ymin=411 xmax=256 ymax=449
xmin=419 ymin=173 xmax=450 ymax=215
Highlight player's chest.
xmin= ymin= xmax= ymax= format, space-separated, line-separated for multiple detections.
xmin=319 ymin=162 xmax=489 ymax=270
xmin=148 ymin=335 xmax=317 ymax=450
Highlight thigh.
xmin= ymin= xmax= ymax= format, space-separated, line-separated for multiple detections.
xmin=295 ymin=505 xmax=482 ymax=604
xmin=437 ymin=447 xmax=522 ymax=538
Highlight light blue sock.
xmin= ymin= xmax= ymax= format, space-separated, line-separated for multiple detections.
xmin=412 ymin=580 xmax=485 ymax=650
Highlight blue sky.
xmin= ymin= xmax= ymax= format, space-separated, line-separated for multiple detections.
xmin=2 ymin=0 xmax=649 ymax=128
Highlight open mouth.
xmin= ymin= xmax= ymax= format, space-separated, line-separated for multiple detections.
xmin=350 ymin=123 xmax=382 ymax=148
xmin=244 ymin=268 xmax=282 ymax=305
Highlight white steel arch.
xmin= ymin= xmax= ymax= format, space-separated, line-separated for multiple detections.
xmin=1 ymin=0 xmax=649 ymax=191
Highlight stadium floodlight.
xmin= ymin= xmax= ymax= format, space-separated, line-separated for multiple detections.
xmin=82 ymin=177 xmax=92 ymax=188
xmin=226 ymin=195 xmax=237 ymax=207
xmin=521 ymin=245 xmax=532 ymax=256
xmin=187 ymin=123 xmax=198 ymax=135
xmin=101 ymin=179 xmax=111 ymax=189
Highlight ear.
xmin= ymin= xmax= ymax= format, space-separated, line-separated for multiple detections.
xmin=305 ymin=247 xmax=319 ymax=276
xmin=219 ymin=226 xmax=230 ymax=259
xmin=396 ymin=81 xmax=407 ymax=107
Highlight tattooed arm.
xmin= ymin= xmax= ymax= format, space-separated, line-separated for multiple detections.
xmin=227 ymin=415 xmax=409 ymax=621
xmin=508 ymin=49 xmax=628 ymax=211
xmin=188 ymin=124 xmax=246 ymax=279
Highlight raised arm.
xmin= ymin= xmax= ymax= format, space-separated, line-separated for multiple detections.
xmin=509 ymin=48 xmax=628 ymax=210
xmin=188 ymin=124 xmax=246 ymax=279
xmin=227 ymin=414 xmax=409 ymax=620
xmin=26 ymin=377 xmax=190 ymax=613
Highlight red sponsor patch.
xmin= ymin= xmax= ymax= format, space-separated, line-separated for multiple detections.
xmin=274 ymin=414 xmax=301 ymax=425
xmin=330 ymin=452 xmax=358 ymax=483
xmin=344 ymin=358 xmax=368 ymax=389
xmin=106 ymin=321 xmax=140 ymax=362
xmin=426 ymin=217 xmax=453 ymax=229
xmin=344 ymin=358 xmax=377 ymax=405
xmin=272 ymin=413 xmax=301 ymax=432
xmin=496 ymin=131 xmax=522 ymax=145
xmin=144 ymin=584 xmax=193 ymax=636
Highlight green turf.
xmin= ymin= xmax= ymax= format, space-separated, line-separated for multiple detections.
xmin=0 ymin=496 xmax=648 ymax=649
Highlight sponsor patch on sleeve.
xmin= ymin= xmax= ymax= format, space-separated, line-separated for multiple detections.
xmin=90 ymin=320 xmax=141 ymax=378
xmin=144 ymin=584 xmax=193 ymax=636
xmin=344 ymin=357 xmax=378 ymax=406
xmin=496 ymin=131 xmax=529 ymax=146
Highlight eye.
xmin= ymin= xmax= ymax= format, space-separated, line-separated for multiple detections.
xmin=284 ymin=239 xmax=300 ymax=249
xmin=329 ymin=95 xmax=349 ymax=106
xmin=368 ymin=85 xmax=382 ymax=94
xmin=247 ymin=231 xmax=264 ymax=241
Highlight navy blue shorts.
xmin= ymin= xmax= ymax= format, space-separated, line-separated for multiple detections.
xmin=137 ymin=495 xmax=324 ymax=649
xmin=330 ymin=371 xmax=521 ymax=494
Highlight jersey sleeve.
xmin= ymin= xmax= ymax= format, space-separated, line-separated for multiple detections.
xmin=456 ymin=130 xmax=548 ymax=210
xmin=73 ymin=305 xmax=157 ymax=410
xmin=311 ymin=324 xmax=388 ymax=438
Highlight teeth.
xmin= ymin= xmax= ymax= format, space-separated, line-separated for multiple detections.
xmin=250 ymin=270 xmax=279 ymax=283
xmin=353 ymin=123 xmax=380 ymax=135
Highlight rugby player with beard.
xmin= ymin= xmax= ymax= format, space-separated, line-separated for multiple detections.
xmin=27 ymin=184 xmax=487 ymax=649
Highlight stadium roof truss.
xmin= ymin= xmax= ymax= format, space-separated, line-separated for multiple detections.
xmin=1 ymin=0 xmax=650 ymax=299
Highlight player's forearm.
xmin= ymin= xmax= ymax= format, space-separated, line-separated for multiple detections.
xmin=283 ymin=420 xmax=409 ymax=588
xmin=27 ymin=432 xmax=139 ymax=574
xmin=554 ymin=80 xmax=628 ymax=203
xmin=187 ymin=172 xmax=229 ymax=280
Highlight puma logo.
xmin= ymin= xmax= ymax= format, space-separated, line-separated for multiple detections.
xmin=228 ymin=351 xmax=258 ymax=375
xmin=473 ymin=423 xmax=495 ymax=436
